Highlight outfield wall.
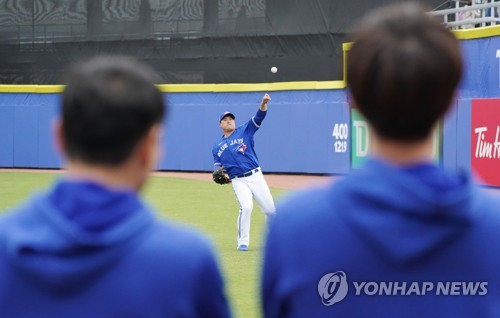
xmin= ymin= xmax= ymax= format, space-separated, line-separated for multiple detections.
xmin=0 ymin=28 xmax=499 ymax=186
xmin=0 ymin=91 xmax=351 ymax=174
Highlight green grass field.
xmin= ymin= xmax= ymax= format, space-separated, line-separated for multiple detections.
xmin=0 ymin=171 xmax=288 ymax=318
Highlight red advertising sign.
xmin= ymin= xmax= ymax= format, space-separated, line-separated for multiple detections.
xmin=471 ymin=99 xmax=500 ymax=187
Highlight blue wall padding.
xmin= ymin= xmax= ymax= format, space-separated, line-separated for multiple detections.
xmin=442 ymin=99 xmax=473 ymax=175
xmin=456 ymin=98 xmax=472 ymax=174
xmin=443 ymin=100 xmax=459 ymax=173
xmin=0 ymin=104 xmax=14 ymax=167
xmin=14 ymin=105 xmax=39 ymax=167
xmin=0 ymin=94 xmax=61 ymax=168
xmin=459 ymin=37 xmax=500 ymax=99
xmin=0 ymin=90 xmax=350 ymax=174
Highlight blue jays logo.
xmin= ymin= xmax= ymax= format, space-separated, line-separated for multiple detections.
xmin=237 ymin=143 xmax=247 ymax=154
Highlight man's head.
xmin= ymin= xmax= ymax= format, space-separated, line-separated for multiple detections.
xmin=219 ymin=111 xmax=235 ymax=135
xmin=347 ymin=3 xmax=462 ymax=142
xmin=58 ymin=56 xmax=166 ymax=186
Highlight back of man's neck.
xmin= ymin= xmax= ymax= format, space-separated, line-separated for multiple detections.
xmin=65 ymin=162 xmax=140 ymax=192
xmin=371 ymin=135 xmax=435 ymax=166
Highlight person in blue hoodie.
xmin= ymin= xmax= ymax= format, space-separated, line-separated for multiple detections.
xmin=0 ymin=56 xmax=231 ymax=318
xmin=262 ymin=3 xmax=500 ymax=318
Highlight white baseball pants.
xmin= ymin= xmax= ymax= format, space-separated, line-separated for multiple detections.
xmin=231 ymin=169 xmax=276 ymax=247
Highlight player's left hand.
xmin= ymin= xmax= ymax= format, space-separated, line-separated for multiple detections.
xmin=213 ymin=167 xmax=231 ymax=185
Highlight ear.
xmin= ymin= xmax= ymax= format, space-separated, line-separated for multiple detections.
xmin=52 ymin=118 xmax=67 ymax=157
xmin=348 ymin=97 xmax=359 ymax=110
xmin=138 ymin=124 xmax=164 ymax=170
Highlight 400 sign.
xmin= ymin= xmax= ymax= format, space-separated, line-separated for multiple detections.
xmin=332 ymin=123 xmax=348 ymax=153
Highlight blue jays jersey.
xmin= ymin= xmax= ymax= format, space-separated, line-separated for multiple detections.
xmin=212 ymin=109 xmax=267 ymax=178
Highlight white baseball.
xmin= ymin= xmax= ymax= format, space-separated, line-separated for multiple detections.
xmin=271 ymin=66 xmax=278 ymax=73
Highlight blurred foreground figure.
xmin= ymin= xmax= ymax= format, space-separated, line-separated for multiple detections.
xmin=0 ymin=56 xmax=230 ymax=318
xmin=262 ymin=3 xmax=500 ymax=318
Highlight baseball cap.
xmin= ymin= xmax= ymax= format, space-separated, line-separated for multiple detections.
xmin=219 ymin=111 xmax=235 ymax=122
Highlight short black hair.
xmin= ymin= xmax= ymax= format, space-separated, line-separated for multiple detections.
xmin=61 ymin=56 xmax=166 ymax=165
xmin=347 ymin=3 xmax=462 ymax=141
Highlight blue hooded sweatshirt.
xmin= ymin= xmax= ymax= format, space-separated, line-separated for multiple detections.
xmin=262 ymin=159 xmax=500 ymax=318
xmin=0 ymin=179 xmax=231 ymax=318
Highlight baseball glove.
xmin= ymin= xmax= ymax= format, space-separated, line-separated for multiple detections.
xmin=213 ymin=167 xmax=231 ymax=185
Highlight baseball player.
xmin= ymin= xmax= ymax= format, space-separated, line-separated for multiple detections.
xmin=212 ymin=93 xmax=276 ymax=251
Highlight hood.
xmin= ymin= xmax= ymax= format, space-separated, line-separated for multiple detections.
xmin=2 ymin=180 xmax=154 ymax=293
xmin=340 ymin=159 xmax=477 ymax=264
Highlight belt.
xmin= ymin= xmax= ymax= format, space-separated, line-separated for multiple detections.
xmin=232 ymin=168 xmax=260 ymax=179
